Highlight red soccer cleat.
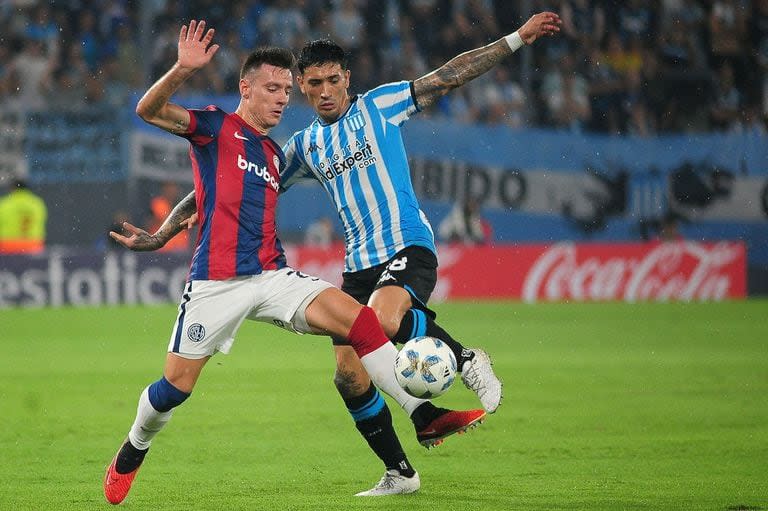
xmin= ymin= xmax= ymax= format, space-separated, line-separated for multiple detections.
xmin=103 ymin=444 xmax=143 ymax=505
xmin=416 ymin=408 xmax=486 ymax=448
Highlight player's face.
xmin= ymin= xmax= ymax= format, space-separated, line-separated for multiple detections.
xmin=239 ymin=64 xmax=293 ymax=133
xmin=297 ymin=63 xmax=351 ymax=123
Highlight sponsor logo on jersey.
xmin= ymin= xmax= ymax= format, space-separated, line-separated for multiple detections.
xmin=237 ymin=154 xmax=279 ymax=191
xmin=314 ymin=139 xmax=378 ymax=181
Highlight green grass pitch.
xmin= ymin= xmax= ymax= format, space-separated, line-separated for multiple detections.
xmin=2 ymin=300 xmax=767 ymax=510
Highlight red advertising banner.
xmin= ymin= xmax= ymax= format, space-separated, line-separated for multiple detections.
xmin=287 ymin=241 xmax=747 ymax=303
xmin=0 ymin=241 xmax=746 ymax=307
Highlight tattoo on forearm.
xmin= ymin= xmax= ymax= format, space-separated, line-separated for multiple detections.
xmin=132 ymin=231 xmax=160 ymax=252
xmin=155 ymin=191 xmax=196 ymax=244
xmin=414 ymin=39 xmax=512 ymax=108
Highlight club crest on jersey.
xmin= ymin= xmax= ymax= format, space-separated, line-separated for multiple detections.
xmin=187 ymin=323 xmax=206 ymax=342
xmin=345 ymin=112 xmax=366 ymax=131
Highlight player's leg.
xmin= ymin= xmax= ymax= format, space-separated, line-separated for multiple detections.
xmin=301 ymin=288 xmax=419 ymax=495
xmin=341 ymin=262 xmax=487 ymax=446
xmin=105 ymin=279 xmax=250 ymax=504
xmin=368 ymin=247 xmax=470 ymax=362
xmin=305 ymin=288 xmax=423 ymax=420
xmin=370 ymin=247 xmax=503 ymax=413
xmin=333 ymin=344 xmax=418 ymax=474
xmin=127 ymin=353 xmax=208 ymax=449
xmin=335 ymin=268 xmax=445 ymax=444
xmin=245 ymin=269 xmax=420 ymax=495
xmin=104 ymin=354 xmax=207 ymax=504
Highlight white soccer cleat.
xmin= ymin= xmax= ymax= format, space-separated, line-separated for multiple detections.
xmin=461 ymin=348 xmax=503 ymax=413
xmin=354 ymin=470 xmax=420 ymax=496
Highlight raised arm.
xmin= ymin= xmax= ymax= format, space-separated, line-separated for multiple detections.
xmin=109 ymin=191 xmax=197 ymax=251
xmin=412 ymin=12 xmax=561 ymax=109
xmin=135 ymin=20 xmax=220 ymax=133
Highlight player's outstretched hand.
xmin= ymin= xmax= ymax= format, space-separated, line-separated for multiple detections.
xmin=109 ymin=222 xmax=163 ymax=252
xmin=518 ymin=12 xmax=562 ymax=45
xmin=177 ymin=19 xmax=219 ymax=70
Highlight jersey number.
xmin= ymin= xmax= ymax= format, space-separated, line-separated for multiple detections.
xmin=387 ymin=257 xmax=408 ymax=272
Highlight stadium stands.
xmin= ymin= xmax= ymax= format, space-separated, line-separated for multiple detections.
xmin=1 ymin=1 xmax=766 ymax=134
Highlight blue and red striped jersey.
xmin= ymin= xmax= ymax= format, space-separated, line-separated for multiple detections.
xmin=180 ymin=106 xmax=286 ymax=281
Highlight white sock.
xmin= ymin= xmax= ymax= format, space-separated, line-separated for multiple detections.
xmin=127 ymin=386 xmax=173 ymax=450
xmin=360 ymin=342 xmax=427 ymax=416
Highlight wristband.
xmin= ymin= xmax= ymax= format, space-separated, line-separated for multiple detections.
xmin=504 ymin=31 xmax=524 ymax=52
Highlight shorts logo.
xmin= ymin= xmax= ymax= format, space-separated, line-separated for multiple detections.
xmin=378 ymin=256 xmax=408 ymax=285
xmin=378 ymin=270 xmax=397 ymax=284
xmin=187 ymin=323 xmax=206 ymax=342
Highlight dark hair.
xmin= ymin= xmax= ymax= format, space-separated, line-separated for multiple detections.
xmin=240 ymin=47 xmax=296 ymax=79
xmin=297 ymin=39 xmax=347 ymax=73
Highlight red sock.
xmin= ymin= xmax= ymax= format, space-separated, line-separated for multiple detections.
xmin=347 ymin=306 xmax=389 ymax=357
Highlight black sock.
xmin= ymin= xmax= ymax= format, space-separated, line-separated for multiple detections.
xmin=115 ymin=440 xmax=148 ymax=474
xmin=409 ymin=402 xmax=450 ymax=431
xmin=393 ymin=309 xmax=474 ymax=369
xmin=345 ymin=384 xmax=416 ymax=477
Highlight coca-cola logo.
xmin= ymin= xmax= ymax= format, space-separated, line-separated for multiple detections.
xmin=522 ymin=242 xmax=743 ymax=303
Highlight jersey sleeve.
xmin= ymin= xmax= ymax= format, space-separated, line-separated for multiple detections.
xmin=182 ymin=106 xmax=224 ymax=146
xmin=364 ymin=81 xmax=419 ymax=126
xmin=280 ymin=132 xmax=315 ymax=192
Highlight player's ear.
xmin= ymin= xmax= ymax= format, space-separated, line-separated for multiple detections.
xmin=344 ymin=69 xmax=351 ymax=89
xmin=296 ymin=73 xmax=306 ymax=94
xmin=240 ymin=78 xmax=250 ymax=99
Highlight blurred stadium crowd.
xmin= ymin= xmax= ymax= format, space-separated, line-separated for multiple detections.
xmin=0 ymin=0 xmax=766 ymax=136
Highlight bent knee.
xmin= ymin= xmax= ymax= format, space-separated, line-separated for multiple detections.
xmin=364 ymin=307 xmax=398 ymax=338
xmin=380 ymin=320 xmax=401 ymax=339
xmin=369 ymin=301 xmax=411 ymax=339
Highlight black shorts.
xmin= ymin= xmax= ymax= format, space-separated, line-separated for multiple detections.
xmin=333 ymin=245 xmax=438 ymax=346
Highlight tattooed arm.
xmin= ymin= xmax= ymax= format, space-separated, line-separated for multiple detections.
xmin=412 ymin=12 xmax=561 ymax=109
xmin=135 ymin=20 xmax=219 ymax=133
xmin=109 ymin=192 xmax=197 ymax=251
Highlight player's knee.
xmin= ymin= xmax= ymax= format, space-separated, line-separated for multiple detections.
xmin=381 ymin=319 xmax=402 ymax=338
xmin=147 ymin=376 xmax=190 ymax=413
xmin=346 ymin=305 xmax=391 ymax=357
xmin=369 ymin=307 xmax=401 ymax=338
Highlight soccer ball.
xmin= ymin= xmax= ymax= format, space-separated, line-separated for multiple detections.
xmin=394 ymin=336 xmax=457 ymax=399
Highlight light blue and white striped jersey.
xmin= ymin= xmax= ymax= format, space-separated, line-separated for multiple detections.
xmin=281 ymin=80 xmax=436 ymax=273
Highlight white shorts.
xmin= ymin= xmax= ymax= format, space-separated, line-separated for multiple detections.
xmin=167 ymin=267 xmax=334 ymax=359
